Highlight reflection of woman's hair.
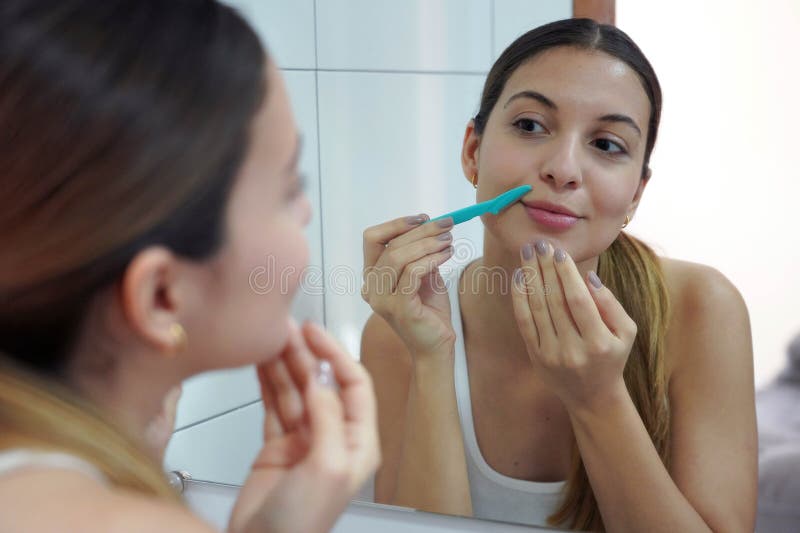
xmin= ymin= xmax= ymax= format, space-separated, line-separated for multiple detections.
xmin=474 ymin=19 xmax=670 ymax=531
xmin=0 ymin=0 xmax=266 ymax=496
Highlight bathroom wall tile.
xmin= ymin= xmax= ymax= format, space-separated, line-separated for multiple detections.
xmin=222 ymin=0 xmax=316 ymax=69
xmin=316 ymin=0 xmax=491 ymax=72
xmin=317 ymin=71 xmax=486 ymax=358
xmin=166 ymin=402 xmax=263 ymax=485
xmin=493 ymin=0 xmax=572 ymax=59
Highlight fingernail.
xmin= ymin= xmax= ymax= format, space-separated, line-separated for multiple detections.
xmin=554 ymin=248 xmax=566 ymax=263
xmin=405 ymin=214 xmax=427 ymax=225
xmin=437 ymin=232 xmax=452 ymax=241
xmin=521 ymin=243 xmax=533 ymax=260
xmin=588 ymin=271 xmax=603 ymax=289
xmin=436 ymin=217 xmax=454 ymax=228
xmin=315 ymin=360 xmax=335 ymax=387
xmin=534 ymin=239 xmax=548 ymax=256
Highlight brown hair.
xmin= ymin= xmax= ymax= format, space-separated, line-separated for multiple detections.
xmin=474 ymin=19 xmax=671 ymax=530
xmin=0 ymin=0 xmax=266 ymax=497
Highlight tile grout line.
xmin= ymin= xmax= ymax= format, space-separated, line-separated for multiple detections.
xmin=490 ymin=0 xmax=496 ymax=60
xmin=283 ymin=67 xmax=487 ymax=76
xmin=172 ymin=398 xmax=262 ymax=434
xmin=312 ymin=0 xmax=328 ymax=327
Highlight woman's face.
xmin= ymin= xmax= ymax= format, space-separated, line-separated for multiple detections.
xmin=468 ymin=46 xmax=652 ymax=264
xmin=186 ymin=62 xmax=311 ymax=371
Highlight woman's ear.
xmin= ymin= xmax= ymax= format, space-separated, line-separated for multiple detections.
xmin=119 ymin=246 xmax=186 ymax=355
xmin=461 ymin=119 xmax=481 ymax=186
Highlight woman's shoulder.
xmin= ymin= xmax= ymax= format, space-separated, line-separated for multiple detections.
xmin=0 ymin=467 xmax=216 ymax=532
xmin=657 ymin=257 xmax=751 ymax=375
xmin=657 ymin=257 xmax=746 ymax=314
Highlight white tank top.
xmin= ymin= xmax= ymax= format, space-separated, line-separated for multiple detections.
xmin=446 ymin=264 xmax=567 ymax=528
xmin=0 ymin=448 xmax=108 ymax=485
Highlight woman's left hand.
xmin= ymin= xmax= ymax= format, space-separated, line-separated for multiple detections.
xmin=511 ymin=239 xmax=638 ymax=413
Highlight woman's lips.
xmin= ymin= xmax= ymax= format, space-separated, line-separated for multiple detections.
xmin=524 ymin=205 xmax=580 ymax=230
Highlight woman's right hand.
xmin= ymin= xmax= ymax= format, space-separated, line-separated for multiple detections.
xmin=361 ymin=215 xmax=456 ymax=358
xmin=228 ymin=320 xmax=380 ymax=533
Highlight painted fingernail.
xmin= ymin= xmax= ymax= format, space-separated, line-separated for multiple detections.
xmin=521 ymin=243 xmax=533 ymax=260
xmin=437 ymin=232 xmax=452 ymax=241
xmin=554 ymin=248 xmax=566 ymax=263
xmin=436 ymin=217 xmax=454 ymax=228
xmin=405 ymin=214 xmax=427 ymax=225
xmin=315 ymin=360 xmax=335 ymax=387
xmin=534 ymin=239 xmax=549 ymax=256
xmin=588 ymin=271 xmax=603 ymax=289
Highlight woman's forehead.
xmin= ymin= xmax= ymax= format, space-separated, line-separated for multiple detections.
xmin=500 ymin=47 xmax=650 ymax=121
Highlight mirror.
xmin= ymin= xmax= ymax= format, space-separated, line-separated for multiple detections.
xmin=165 ymin=0 xmax=796 ymax=529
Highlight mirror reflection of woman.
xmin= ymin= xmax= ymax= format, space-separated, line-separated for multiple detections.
xmin=362 ymin=19 xmax=756 ymax=531
xmin=0 ymin=1 xmax=379 ymax=531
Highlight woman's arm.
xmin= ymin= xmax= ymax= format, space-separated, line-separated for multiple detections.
xmin=361 ymin=313 xmax=472 ymax=516
xmin=567 ymin=263 xmax=757 ymax=533
xmin=511 ymin=242 xmax=757 ymax=532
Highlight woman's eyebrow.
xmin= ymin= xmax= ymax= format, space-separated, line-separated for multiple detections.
xmin=503 ymin=91 xmax=643 ymax=138
xmin=503 ymin=90 xmax=557 ymax=110
xmin=597 ymin=114 xmax=642 ymax=137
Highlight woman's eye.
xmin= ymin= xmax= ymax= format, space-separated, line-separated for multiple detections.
xmin=593 ymin=138 xmax=626 ymax=155
xmin=513 ymin=118 xmax=545 ymax=134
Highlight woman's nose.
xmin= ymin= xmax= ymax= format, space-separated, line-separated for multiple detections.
xmin=538 ymin=137 xmax=583 ymax=189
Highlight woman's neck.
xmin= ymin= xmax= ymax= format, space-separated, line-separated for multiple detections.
xmin=65 ymin=344 xmax=179 ymax=449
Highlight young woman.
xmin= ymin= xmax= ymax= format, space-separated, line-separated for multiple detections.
xmin=361 ymin=19 xmax=757 ymax=531
xmin=0 ymin=1 xmax=379 ymax=532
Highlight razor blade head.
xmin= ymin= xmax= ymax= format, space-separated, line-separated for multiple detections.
xmin=489 ymin=184 xmax=532 ymax=214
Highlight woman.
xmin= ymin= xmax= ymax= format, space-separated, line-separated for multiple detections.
xmin=0 ymin=1 xmax=379 ymax=532
xmin=361 ymin=19 xmax=756 ymax=531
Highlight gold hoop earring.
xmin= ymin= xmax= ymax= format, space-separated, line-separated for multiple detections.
xmin=169 ymin=323 xmax=188 ymax=354
xmin=621 ymin=215 xmax=630 ymax=229
xmin=471 ymin=174 xmax=478 ymax=189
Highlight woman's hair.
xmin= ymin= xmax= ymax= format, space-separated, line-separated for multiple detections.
xmin=473 ymin=19 xmax=671 ymax=530
xmin=0 ymin=0 xmax=267 ymax=498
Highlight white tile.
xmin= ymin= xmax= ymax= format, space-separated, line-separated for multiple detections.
xmin=221 ymin=0 xmax=316 ymax=69
xmin=317 ymin=71 xmax=486 ymax=358
xmin=174 ymin=366 xmax=260 ymax=430
xmin=316 ymin=0 xmax=492 ymax=72
xmin=166 ymin=402 xmax=263 ymax=486
xmin=493 ymin=0 xmax=572 ymax=60
xmin=182 ymin=480 xmax=239 ymax=532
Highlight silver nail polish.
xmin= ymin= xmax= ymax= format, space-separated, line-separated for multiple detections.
xmin=521 ymin=243 xmax=533 ymax=260
xmin=405 ymin=215 xmax=426 ymax=225
xmin=436 ymin=217 xmax=454 ymax=228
